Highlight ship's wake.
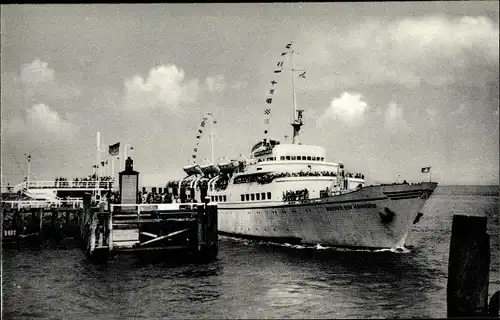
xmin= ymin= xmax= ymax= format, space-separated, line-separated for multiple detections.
xmin=220 ymin=235 xmax=412 ymax=253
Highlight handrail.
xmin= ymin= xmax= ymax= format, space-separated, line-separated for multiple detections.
xmin=22 ymin=180 xmax=114 ymax=189
xmin=2 ymin=199 xmax=84 ymax=209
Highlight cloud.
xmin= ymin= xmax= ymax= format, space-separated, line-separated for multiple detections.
xmin=4 ymin=59 xmax=82 ymax=103
xmin=20 ymin=59 xmax=55 ymax=84
xmin=124 ymin=64 xmax=199 ymax=110
xmin=385 ymin=102 xmax=407 ymax=129
xmin=300 ymin=15 xmax=499 ymax=89
xmin=426 ymin=107 xmax=437 ymax=122
xmin=4 ymin=103 xmax=78 ymax=140
xmin=317 ymin=92 xmax=368 ymax=127
xmin=205 ymin=74 xmax=227 ymax=92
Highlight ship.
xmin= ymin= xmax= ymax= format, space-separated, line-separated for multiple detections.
xmin=164 ymin=42 xmax=437 ymax=249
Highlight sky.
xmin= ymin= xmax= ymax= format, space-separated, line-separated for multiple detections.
xmin=1 ymin=2 xmax=499 ymax=187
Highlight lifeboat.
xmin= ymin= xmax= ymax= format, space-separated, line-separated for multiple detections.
xmin=200 ymin=163 xmax=221 ymax=175
xmin=218 ymin=159 xmax=239 ymax=174
xmin=183 ymin=164 xmax=203 ymax=176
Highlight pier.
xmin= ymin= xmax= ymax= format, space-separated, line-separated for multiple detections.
xmin=1 ymin=195 xmax=218 ymax=263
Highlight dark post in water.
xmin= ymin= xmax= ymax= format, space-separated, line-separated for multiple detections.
xmin=447 ymin=215 xmax=490 ymax=317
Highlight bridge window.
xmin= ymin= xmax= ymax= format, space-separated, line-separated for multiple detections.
xmin=267 ymin=192 xmax=272 ymax=199
xmin=251 ymin=194 xmax=255 ymax=201
xmin=261 ymin=192 xmax=266 ymax=200
xmin=241 ymin=194 xmax=245 ymax=201
xmin=256 ymin=193 xmax=260 ymax=200
xmin=245 ymin=194 xmax=250 ymax=201
xmin=280 ymin=156 xmax=285 ymax=160
xmin=223 ymin=195 xmax=227 ymax=202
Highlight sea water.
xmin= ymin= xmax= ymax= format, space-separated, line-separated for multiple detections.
xmin=2 ymin=185 xmax=499 ymax=319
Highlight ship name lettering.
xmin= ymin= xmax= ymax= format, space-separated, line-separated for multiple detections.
xmin=326 ymin=203 xmax=377 ymax=212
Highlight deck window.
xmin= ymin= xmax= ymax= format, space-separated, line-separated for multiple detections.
xmin=291 ymin=156 xmax=296 ymax=160
xmin=223 ymin=195 xmax=227 ymax=202
xmin=251 ymin=194 xmax=255 ymax=201
xmin=321 ymin=157 xmax=324 ymax=161
xmin=241 ymin=194 xmax=245 ymax=201
xmin=312 ymin=157 xmax=316 ymax=160
xmin=286 ymin=156 xmax=290 ymax=160
xmin=267 ymin=192 xmax=272 ymax=199
xmin=246 ymin=194 xmax=250 ymax=201
xmin=261 ymin=192 xmax=266 ymax=200
xmin=256 ymin=193 xmax=260 ymax=200
xmin=280 ymin=156 xmax=285 ymax=160
xmin=307 ymin=156 xmax=311 ymax=160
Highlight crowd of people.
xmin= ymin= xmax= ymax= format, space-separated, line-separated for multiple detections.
xmin=234 ymin=170 xmax=339 ymax=185
xmin=282 ymin=189 xmax=309 ymax=202
xmin=345 ymin=173 xmax=365 ymax=179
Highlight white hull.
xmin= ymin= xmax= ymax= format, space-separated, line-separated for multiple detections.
xmin=216 ymin=182 xmax=437 ymax=248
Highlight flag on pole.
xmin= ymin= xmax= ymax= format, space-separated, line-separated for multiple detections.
xmin=264 ymin=108 xmax=271 ymax=115
xmin=266 ymin=98 xmax=272 ymax=104
xmin=271 ymin=80 xmax=277 ymax=85
xmin=108 ymin=142 xmax=120 ymax=156
xmin=286 ymin=42 xmax=292 ymax=49
xmin=421 ymin=166 xmax=431 ymax=173
xmin=298 ymin=71 xmax=306 ymax=78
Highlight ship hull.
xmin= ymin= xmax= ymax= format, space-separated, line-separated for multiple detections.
xmin=217 ymin=182 xmax=437 ymax=248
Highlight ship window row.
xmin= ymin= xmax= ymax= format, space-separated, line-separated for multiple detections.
xmin=280 ymin=156 xmax=325 ymax=161
xmin=240 ymin=192 xmax=272 ymax=201
xmin=211 ymin=195 xmax=227 ymax=202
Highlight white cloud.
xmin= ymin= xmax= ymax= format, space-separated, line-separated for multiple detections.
xmin=317 ymin=92 xmax=368 ymax=127
xmin=385 ymin=102 xmax=407 ymax=129
xmin=205 ymin=74 xmax=227 ymax=92
xmin=5 ymin=103 xmax=78 ymax=139
xmin=9 ymin=59 xmax=82 ymax=101
xmin=124 ymin=64 xmax=199 ymax=110
xmin=300 ymin=15 xmax=499 ymax=89
xmin=20 ymin=59 xmax=55 ymax=84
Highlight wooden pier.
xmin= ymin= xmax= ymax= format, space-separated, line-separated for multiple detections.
xmin=1 ymin=199 xmax=83 ymax=244
xmin=2 ymin=195 xmax=218 ymax=263
xmin=83 ymin=199 xmax=218 ymax=261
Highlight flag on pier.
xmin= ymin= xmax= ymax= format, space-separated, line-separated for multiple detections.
xmin=108 ymin=142 xmax=120 ymax=156
xmin=421 ymin=166 xmax=431 ymax=173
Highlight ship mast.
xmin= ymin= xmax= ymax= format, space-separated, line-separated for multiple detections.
xmin=289 ymin=44 xmax=304 ymax=145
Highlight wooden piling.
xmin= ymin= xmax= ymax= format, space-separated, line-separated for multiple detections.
xmin=447 ymin=215 xmax=490 ymax=318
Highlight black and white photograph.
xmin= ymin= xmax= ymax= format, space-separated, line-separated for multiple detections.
xmin=1 ymin=2 xmax=499 ymax=319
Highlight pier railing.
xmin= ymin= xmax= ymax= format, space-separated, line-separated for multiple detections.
xmin=20 ymin=180 xmax=114 ymax=190
xmin=2 ymin=199 xmax=84 ymax=209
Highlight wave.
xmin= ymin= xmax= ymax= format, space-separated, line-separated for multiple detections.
xmin=220 ymin=235 xmax=412 ymax=253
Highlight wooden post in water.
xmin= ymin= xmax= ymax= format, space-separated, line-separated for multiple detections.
xmin=447 ymin=215 xmax=490 ymax=318
xmin=39 ymin=208 xmax=43 ymax=238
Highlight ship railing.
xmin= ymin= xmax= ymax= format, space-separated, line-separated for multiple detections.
xmin=2 ymin=199 xmax=84 ymax=209
xmin=24 ymin=180 xmax=114 ymax=190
